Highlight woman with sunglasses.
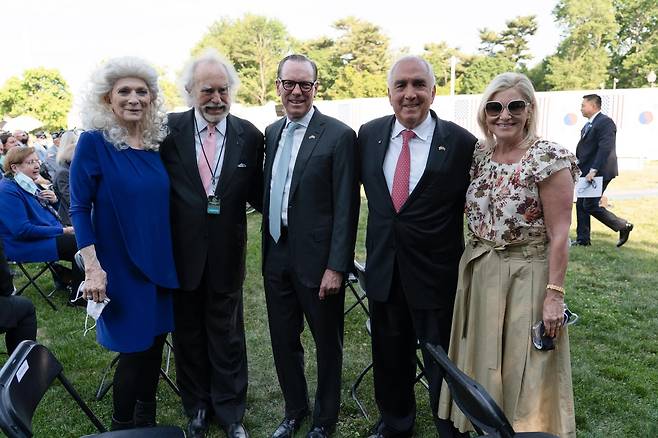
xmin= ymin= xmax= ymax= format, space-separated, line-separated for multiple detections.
xmin=438 ymin=73 xmax=579 ymax=437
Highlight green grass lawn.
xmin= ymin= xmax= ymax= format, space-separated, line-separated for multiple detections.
xmin=4 ymin=165 xmax=657 ymax=437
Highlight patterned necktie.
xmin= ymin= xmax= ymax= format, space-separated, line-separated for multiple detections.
xmin=391 ymin=129 xmax=415 ymax=212
xmin=198 ymin=124 xmax=216 ymax=194
xmin=269 ymin=122 xmax=300 ymax=242
xmin=581 ymin=122 xmax=592 ymax=139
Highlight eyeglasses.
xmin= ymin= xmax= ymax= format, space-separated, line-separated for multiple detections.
xmin=278 ymin=79 xmax=316 ymax=93
xmin=484 ymin=100 xmax=530 ymax=117
xmin=22 ymin=159 xmax=41 ymax=166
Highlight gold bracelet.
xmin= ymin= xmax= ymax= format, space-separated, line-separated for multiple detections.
xmin=546 ymin=284 xmax=565 ymax=294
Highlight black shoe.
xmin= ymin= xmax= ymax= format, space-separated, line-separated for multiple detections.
xmin=225 ymin=422 xmax=249 ymax=438
xmin=617 ymin=223 xmax=634 ymax=247
xmin=271 ymin=412 xmax=308 ymax=438
xmin=110 ymin=416 xmax=134 ymax=431
xmin=307 ymin=425 xmax=333 ymax=438
xmin=571 ymin=240 xmax=591 ymax=247
xmin=187 ymin=408 xmax=209 ymax=438
xmin=133 ymin=400 xmax=157 ymax=428
xmin=367 ymin=419 xmax=412 ymax=438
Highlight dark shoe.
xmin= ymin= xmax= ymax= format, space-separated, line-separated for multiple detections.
xmin=617 ymin=223 xmax=634 ymax=247
xmin=306 ymin=425 xmax=334 ymax=438
xmin=368 ymin=419 xmax=412 ymax=438
xmin=571 ymin=240 xmax=591 ymax=247
xmin=133 ymin=400 xmax=157 ymax=428
xmin=226 ymin=422 xmax=250 ymax=438
xmin=110 ymin=416 xmax=134 ymax=431
xmin=271 ymin=412 xmax=308 ymax=438
xmin=187 ymin=408 xmax=209 ymax=438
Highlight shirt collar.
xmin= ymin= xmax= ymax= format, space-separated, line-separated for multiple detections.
xmin=287 ymin=106 xmax=315 ymax=129
xmin=194 ymin=109 xmax=227 ymax=136
xmin=588 ymin=111 xmax=601 ymax=124
xmin=391 ymin=112 xmax=433 ymax=142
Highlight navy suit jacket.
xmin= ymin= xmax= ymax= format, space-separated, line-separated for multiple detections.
xmin=576 ymin=112 xmax=618 ymax=180
xmin=262 ymin=108 xmax=360 ymax=289
xmin=358 ymin=110 xmax=477 ymax=309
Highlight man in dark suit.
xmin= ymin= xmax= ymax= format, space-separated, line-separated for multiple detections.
xmin=575 ymin=94 xmax=633 ymax=247
xmin=160 ymin=50 xmax=264 ymax=438
xmin=358 ymin=56 xmax=476 ymax=438
xmin=262 ymin=54 xmax=359 ymax=438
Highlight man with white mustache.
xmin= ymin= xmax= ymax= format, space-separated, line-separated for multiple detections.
xmin=358 ymin=56 xmax=476 ymax=438
xmin=160 ymin=49 xmax=264 ymax=438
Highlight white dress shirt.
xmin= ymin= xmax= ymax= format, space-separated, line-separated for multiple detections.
xmin=270 ymin=107 xmax=315 ymax=226
xmin=383 ymin=113 xmax=436 ymax=195
xmin=194 ymin=110 xmax=227 ymax=194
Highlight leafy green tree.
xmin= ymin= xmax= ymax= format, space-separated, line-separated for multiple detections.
xmin=0 ymin=68 xmax=72 ymax=131
xmin=192 ymin=14 xmax=292 ymax=105
xmin=611 ymin=0 xmax=658 ymax=87
xmin=478 ymin=15 xmax=538 ymax=68
xmin=544 ymin=0 xmax=618 ymax=90
xmin=324 ymin=17 xmax=390 ymax=99
xmin=423 ymin=42 xmax=470 ymax=95
xmin=458 ymin=55 xmax=516 ymax=94
xmin=293 ymin=36 xmax=339 ymax=99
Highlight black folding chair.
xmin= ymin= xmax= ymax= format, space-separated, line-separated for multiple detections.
xmin=0 ymin=340 xmax=184 ymax=437
xmin=425 ymin=343 xmax=558 ymax=438
xmin=73 ymin=251 xmax=180 ymax=401
xmin=10 ymin=261 xmax=63 ymax=310
xmin=349 ymin=260 xmax=428 ymax=420
xmin=344 ymin=260 xmax=369 ymax=317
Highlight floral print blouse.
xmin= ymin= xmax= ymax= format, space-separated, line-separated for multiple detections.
xmin=466 ymin=139 xmax=580 ymax=245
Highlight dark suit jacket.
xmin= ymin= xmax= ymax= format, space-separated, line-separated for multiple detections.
xmin=160 ymin=109 xmax=264 ymax=292
xmin=262 ymin=108 xmax=359 ymax=289
xmin=358 ymin=110 xmax=477 ymax=309
xmin=576 ymin=112 xmax=618 ymax=180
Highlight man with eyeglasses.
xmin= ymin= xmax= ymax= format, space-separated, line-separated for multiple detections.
xmin=160 ymin=49 xmax=264 ymax=438
xmin=262 ymin=54 xmax=359 ymax=438
xmin=358 ymin=56 xmax=476 ymax=438
xmin=575 ymin=94 xmax=633 ymax=247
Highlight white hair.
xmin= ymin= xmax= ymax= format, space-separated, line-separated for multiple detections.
xmin=80 ymin=56 xmax=168 ymax=151
xmin=387 ymin=55 xmax=436 ymax=88
xmin=56 ymin=130 xmax=80 ymax=166
xmin=179 ymin=48 xmax=241 ymax=106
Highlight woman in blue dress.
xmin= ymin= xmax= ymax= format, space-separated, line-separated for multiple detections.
xmin=70 ymin=57 xmax=178 ymax=430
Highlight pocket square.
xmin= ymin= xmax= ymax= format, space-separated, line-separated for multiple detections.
xmin=237 ymin=163 xmax=247 ymax=168
xmin=438 ymin=145 xmax=446 ymax=151
xmin=308 ymin=135 xmax=316 ymax=139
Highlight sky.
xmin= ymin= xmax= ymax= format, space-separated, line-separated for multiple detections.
xmin=1 ymin=0 xmax=561 ymax=97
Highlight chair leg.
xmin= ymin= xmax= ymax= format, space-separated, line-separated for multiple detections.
xmin=13 ymin=263 xmax=58 ymax=311
xmin=350 ymin=362 xmax=373 ymax=420
xmin=57 ymin=373 xmax=107 ymax=433
xmin=96 ymin=353 xmax=121 ymax=401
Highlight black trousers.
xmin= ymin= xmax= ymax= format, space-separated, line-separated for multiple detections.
xmin=576 ymin=179 xmax=627 ymax=243
xmin=263 ymin=232 xmax=345 ymax=429
xmin=171 ymin=266 xmax=248 ymax=427
xmin=113 ymin=333 xmax=167 ymax=422
xmin=370 ymin=263 xmax=465 ymax=438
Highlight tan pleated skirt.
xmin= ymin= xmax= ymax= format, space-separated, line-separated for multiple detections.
xmin=438 ymin=238 xmax=576 ymax=437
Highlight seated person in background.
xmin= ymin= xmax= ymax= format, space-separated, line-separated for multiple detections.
xmin=53 ymin=130 xmax=80 ymax=226
xmin=0 ymin=239 xmax=36 ymax=355
xmin=0 ymin=133 xmax=19 ymax=170
xmin=0 ymin=147 xmax=83 ymax=303
xmin=44 ymin=131 xmax=63 ymax=180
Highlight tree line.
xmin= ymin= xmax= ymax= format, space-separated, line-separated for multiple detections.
xmin=1 ymin=0 xmax=656 ymax=130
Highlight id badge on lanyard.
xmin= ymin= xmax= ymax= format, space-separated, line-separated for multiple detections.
xmin=207 ymin=195 xmax=221 ymax=215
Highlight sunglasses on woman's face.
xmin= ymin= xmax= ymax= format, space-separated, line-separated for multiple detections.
xmin=485 ymin=100 xmax=529 ymax=117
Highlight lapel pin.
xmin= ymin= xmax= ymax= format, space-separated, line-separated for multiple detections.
xmin=438 ymin=145 xmax=446 ymax=151
xmin=378 ymin=140 xmax=382 ymax=144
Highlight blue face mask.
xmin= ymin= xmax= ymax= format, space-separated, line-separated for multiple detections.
xmin=13 ymin=171 xmax=39 ymax=196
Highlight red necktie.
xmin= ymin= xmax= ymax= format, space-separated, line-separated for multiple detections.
xmin=198 ymin=125 xmax=216 ymax=194
xmin=391 ymin=129 xmax=415 ymax=212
